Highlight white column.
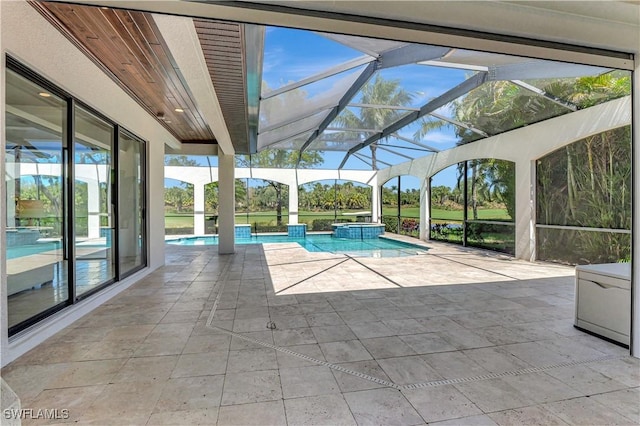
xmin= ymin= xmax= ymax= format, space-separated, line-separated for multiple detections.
xmin=420 ymin=178 xmax=430 ymax=240
xmin=288 ymin=182 xmax=298 ymax=225
xmin=194 ymin=183 xmax=205 ymax=235
xmin=632 ymin=53 xmax=640 ymax=358
xmin=87 ymin=180 xmax=100 ymax=239
xmin=218 ymin=151 xmax=235 ymax=254
xmin=371 ymin=175 xmax=379 ymax=223
xmin=514 ymin=160 xmax=535 ymax=261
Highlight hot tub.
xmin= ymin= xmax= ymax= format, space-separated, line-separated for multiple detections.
xmin=332 ymin=223 xmax=385 ymax=239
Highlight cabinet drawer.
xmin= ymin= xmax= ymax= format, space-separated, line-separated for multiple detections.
xmin=577 ymin=271 xmax=630 ymax=290
xmin=577 ymin=278 xmax=630 ymax=336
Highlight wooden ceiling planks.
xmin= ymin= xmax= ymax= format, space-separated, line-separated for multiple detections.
xmin=194 ymin=19 xmax=250 ymax=153
xmin=32 ymin=2 xmax=216 ymax=143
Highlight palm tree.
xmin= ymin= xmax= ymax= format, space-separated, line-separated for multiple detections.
xmin=334 ymin=75 xmax=413 ymax=170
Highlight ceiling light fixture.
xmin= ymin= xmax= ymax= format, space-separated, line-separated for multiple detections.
xmin=174 ymin=108 xmax=184 ymax=113
xmin=38 ymin=92 xmax=51 ymax=97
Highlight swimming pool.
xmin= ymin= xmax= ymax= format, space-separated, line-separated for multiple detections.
xmin=7 ymin=241 xmax=61 ymax=259
xmin=166 ymin=234 xmax=429 ymax=258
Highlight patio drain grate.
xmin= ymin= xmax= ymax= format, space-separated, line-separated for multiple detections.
xmin=205 ymin=257 xmax=624 ymax=391
xmin=399 ymin=355 xmax=622 ymax=390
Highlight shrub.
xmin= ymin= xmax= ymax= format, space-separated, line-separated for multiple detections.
xmin=311 ymin=219 xmax=334 ymax=231
xmin=382 ymin=216 xmax=398 ymax=233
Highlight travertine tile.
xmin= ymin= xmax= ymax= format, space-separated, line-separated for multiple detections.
xmin=422 ymin=351 xmax=490 ymax=379
xmin=544 ymin=364 xmax=628 ymax=395
xmin=113 ymin=355 xmax=178 ymax=383
xmin=542 ymin=396 xmax=636 ymax=425
xmin=377 ymin=356 xmax=442 ymax=385
xmin=348 ymin=321 xmax=396 ymax=339
xmin=4 ymin=243 xmax=634 ymax=426
xmin=399 ymin=332 xmax=457 ymax=354
xmin=280 ymin=365 xmax=340 ymax=398
xmin=273 ymin=328 xmax=317 ymax=346
xmin=220 ymin=370 xmax=282 ymax=406
xmin=182 ymin=333 xmax=231 ymax=354
xmin=284 ymin=394 xmax=356 ymax=425
xmin=402 ymin=385 xmax=482 ymax=423
xmin=430 ymin=414 xmax=499 ymax=426
xmin=587 ymin=357 xmax=640 ymax=388
xmin=319 ymin=340 xmax=373 ymax=363
xmin=331 ymin=360 xmax=391 ymax=392
xmin=311 ymin=325 xmax=357 ymax=343
xmin=134 ymin=337 xmax=188 ymax=357
xmin=489 ymin=405 xmax=571 ymax=426
xmin=226 ymin=348 xmax=277 ymax=373
xmin=146 ymin=408 xmax=218 ymax=425
xmin=171 ymin=352 xmax=229 ymax=377
xmin=275 ymin=343 xmax=326 ymax=369
xmin=23 ymin=385 xmax=105 ymax=425
xmin=48 ymin=359 xmax=127 ymax=389
xmin=343 ymin=388 xmax=424 ymax=425
xmin=454 ymin=378 xmax=534 ymax=412
xmin=501 ymin=372 xmax=582 ymax=404
xmin=590 ymin=388 xmax=640 ymax=424
xmin=217 ymin=400 xmax=286 ymax=425
xmin=305 ymin=312 xmax=345 ymax=326
xmin=78 ymin=381 xmax=164 ymax=423
xmin=360 ymin=336 xmax=417 ymax=359
xmin=462 ymin=347 xmax=532 ymax=373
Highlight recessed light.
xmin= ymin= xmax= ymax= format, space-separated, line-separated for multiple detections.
xmin=174 ymin=108 xmax=184 ymax=113
xmin=38 ymin=92 xmax=51 ymax=98
xmin=165 ymin=120 xmax=172 ymax=124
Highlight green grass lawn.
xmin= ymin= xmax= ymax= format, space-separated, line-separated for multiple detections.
xmin=165 ymin=210 xmax=368 ymax=229
xmin=429 ymin=208 xmax=510 ymax=221
xmin=381 ymin=207 xmax=510 ymax=221
xmin=165 ymin=214 xmax=194 ymax=227
xmin=165 ymin=207 xmax=511 ymax=230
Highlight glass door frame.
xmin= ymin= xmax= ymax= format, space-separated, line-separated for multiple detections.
xmin=6 ymin=56 xmax=148 ymax=336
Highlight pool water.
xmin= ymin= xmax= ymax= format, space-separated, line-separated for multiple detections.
xmin=166 ymin=234 xmax=429 ymax=258
xmin=7 ymin=241 xmax=62 ymax=259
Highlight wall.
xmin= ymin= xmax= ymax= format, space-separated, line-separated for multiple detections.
xmin=0 ymin=0 xmax=176 ymax=366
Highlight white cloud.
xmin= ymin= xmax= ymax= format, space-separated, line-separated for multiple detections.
xmin=424 ymin=130 xmax=458 ymax=145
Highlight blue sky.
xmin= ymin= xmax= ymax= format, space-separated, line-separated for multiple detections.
xmin=261 ymin=26 xmax=466 ymax=186
xmin=167 ymin=26 xmax=466 ymax=190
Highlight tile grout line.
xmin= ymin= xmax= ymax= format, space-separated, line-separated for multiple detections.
xmin=274 ymin=258 xmax=351 ymax=295
xmin=345 ymin=255 xmax=403 ymax=288
xmin=202 ymin=247 xmax=624 ymax=393
xmin=429 ymin=253 xmax=523 ymax=281
xmin=209 ymin=324 xmax=401 ymax=390
xmin=400 ymin=354 xmax=624 ymax=390
xmin=209 ymin=315 xmax=625 ymax=392
xmin=205 ymin=257 xmax=234 ymax=328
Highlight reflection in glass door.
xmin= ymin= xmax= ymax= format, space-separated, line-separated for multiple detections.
xmin=5 ymin=69 xmax=69 ymax=330
xmin=119 ymin=131 xmax=146 ymax=276
xmin=74 ymin=106 xmax=116 ymax=295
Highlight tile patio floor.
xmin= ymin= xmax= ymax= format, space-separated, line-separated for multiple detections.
xmin=2 ymin=238 xmax=639 ymax=425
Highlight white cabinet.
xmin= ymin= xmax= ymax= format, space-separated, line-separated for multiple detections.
xmin=575 ymin=263 xmax=630 ymax=346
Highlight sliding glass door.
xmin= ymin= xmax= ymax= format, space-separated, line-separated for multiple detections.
xmin=5 ymin=69 xmax=69 ymax=330
xmin=5 ymin=58 xmax=148 ymax=335
xmin=74 ymin=106 xmax=116 ymax=295
xmin=119 ymin=130 xmax=146 ymax=276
